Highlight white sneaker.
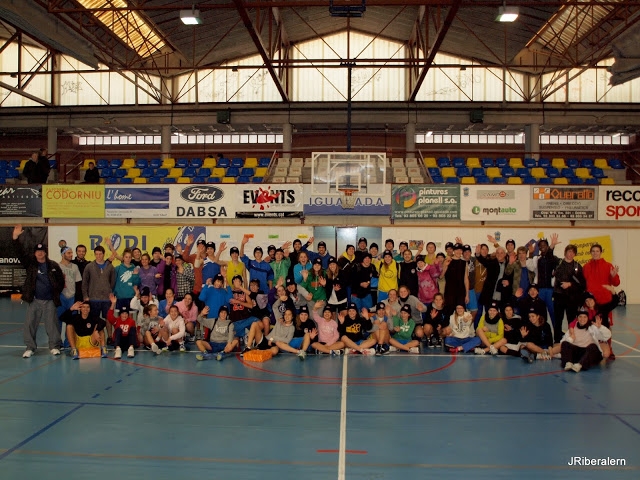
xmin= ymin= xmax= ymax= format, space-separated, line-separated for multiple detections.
xmin=343 ymin=348 xmax=351 ymax=355
xmin=151 ymin=343 xmax=160 ymax=354
xmin=571 ymin=363 xmax=582 ymax=373
xmin=50 ymin=348 xmax=61 ymax=356
xmin=179 ymin=343 xmax=186 ymax=353
xmin=114 ymin=347 xmax=122 ymax=359
xmin=409 ymin=347 xmax=420 ymax=354
xmin=474 ymin=348 xmax=486 ymax=355
xmin=388 ymin=346 xmax=398 ymax=352
xmin=330 ymin=349 xmax=342 ymax=356
xmin=127 ymin=345 xmax=135 ymax=358
xmin=22 ymin=349 xmax=34 ymax=358
xmin=564 ymin=362 xmax=573 ymax=371
xmin=489 ymin=345 xmax=498 ymax=355
xmin=361 ymin=348 xmax=376 ymax=356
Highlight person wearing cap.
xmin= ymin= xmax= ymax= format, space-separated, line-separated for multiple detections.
xmin=107 ymin=293 xmax=137 ymax=358
xmin=130 ymin=285 xmax=159 ymax=332
xmin=560 ymin=307 xmax=611 ymax=372
xmin=377 ymin=250 xmax=398 ymax=302
xmin=552 ymin=244 xmax=586 ymax=344
xmin=269 ymin=243 xmax=292 ymax=285
xmin=174 ymin=253 xmax=195 ymax=300
xmin=361 ymin=301 xmax=392 ymax=355
xmin=338 ymin=303 xmax=376 ymax=355
xmin=519 ymin=307 xmax=554 ymax=363
xmin=57 ymin=245 xmax=83 ymax=341
xmin=423 ymin=293 xmax=448 ymax=347
xmin=113 ymin=248 xmax=141 ymax=313
xmin=350 ymin=253 xmax=378 ymax=313
xmin=474 ymin=302 xmax=504 ymax=355
xmin=301 ymin=258 xmax=327 ymax=308
xmin=505 ymin=246 xmax=536 ymax=304
xmin=201 ymin=241 xmax=221 ymax=287
xmin=416 ymin=254 xmax=441 ymax=307
xmin=293 ymin=250 xmax=313 ymax=285
xmin=302 ymin=236 xmax=332 ymax=270
xmin=149 ymin=246 xmax=164 ymax=268
xmin=240 ymin=235 xmax=274 ymax=291
xmin=199 ymin=273 xmax=233 ymax=322
xmin=444 ymin=242 xmax=454 ymax=259
xmin=337 ymin=244 xmax=358 ymax=299
xmin=323 ymin=256 xmax=348 ymax=312
xmin=354 ymin=237 xmax=369 ymax=263
xmin=368 ymin=243 xmax=381 ymax=304
xmin=398 ymin=248 xmax=419 ymax=297
xmin=214 ymin=241 xmax=247 ymax=286
xmin=441 ymin=243 xmax=469 ymax=317
xmin=13 ymin=225 xmax=66 ymax=358
xmin=60 ymin=301 xmax=108 ymax=359
xmin=474 ymin=243 xmax=512 ymax=316
xmin=273 ymin=305 xmax=316 ymax=360
xmin=487 ymin=234 xmax=516 ymax=263
xmin=311 ymin=305 xmax=344 ymax=355
xmin=236 ymin=278 xmax=272 ymax=337
xmin=517 ymin=283 xmax=546 ymax=320
xmin=195 ymin=305 xmax=238 ymax=361
xmin=443 ymin=304 xmax=481 ymax=354
xmin=393 ymin=241 xmax=410 ymax=262
xmin=388 ymin=304 xmax=420 ymax=354
xmin=242 ymin=308 xmax=295 ymax=357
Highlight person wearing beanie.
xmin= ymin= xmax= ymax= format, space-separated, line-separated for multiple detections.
xmin=560 ymin=308 xmax=611 ymax=372
xmin=474 ymin=302 xmax=504 ymax=355
xmin=274 ymin=305 xmax=316 ymax=360
xmin=214 ymin=241 xmax=246 ymax=286
xmin=129 ymin=285 xmax=160 ymax=336
xmin=311 ymin=306 xmax=344 ymax=355
xmin=519 ymin=307 xmax=553 ymax=363
xmin=388 ymin=304 xmax=420 ymax=354
xmin=552 ymin=244 xmax=586 ymax=344
xmin=269 ymin=242 xmax=292 ymax=285
xmin=301 ymin=237 xmax=333 ymax=270
xmin=368 ymin=243 xmax=381 ymax=303
xmin=337 ymin=244 xmax=358 ymax=299
xmin=377 ymin=250 xmax=398 ymax=302
xmin=240 ymin=235 xmax=274 ymax=290
xmin=106 ymin=294 xmax=138 ymax=358
xmin=444 ymin=304 xmax=481 ymax=353
xmin=338 ymin=303 xmax=376 ymax=355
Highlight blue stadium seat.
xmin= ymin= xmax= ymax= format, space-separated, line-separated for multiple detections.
xmin=493 ymin=177 xmax=507 ymax=184
xmin=217 ymin=158 xmax=230 ymax=168
xmin=150 ymin=158 xmax=162 ymax=169
xmin=561 ymin=168 xmax=575 ymax=178
xmin=148 ymin=177 xmax=162 ymax=184
xmin=523 ymin=176 xmax=536 ymax=185
xmin=8 ymin=160 xmax=19 ymax=169
xmin=114 ymin=168 xmax=126 ymax=178
xmin=105 ymin=177 xmax=118 ymax=184
xmin=523 ymin=158 xmax=536 ymax=168
xmin=97 ymin=159 xmax=109 ymax=169
xmin=49 ymin=159 xmax=57 ymax=168
xmin=476 ymin=176 xmax=490 ymax=184
xmin=456 ymin=167 xmax=470 ymax=177
xmin=495 ymin=158 xmax=508 ymax=168
xmin=7 ymin=169 xmax=18 ymax=179
xmin=191 ymin=158 xmax=203 ymax=168
xmin=252 ymin=177 xmax=264 ymax=183
xmin=515 ymin=168 xmax=529 ymax=177
xmin=538 ymin=177 xmax=553 ymax=184
xmin=566 ymin=158 xmax=579 ymax=169
xmin=110 ymin=159 xmax=122 ymax=168
xmin=198 ymin=168 xmax=211 ymax=177
xmin=471 ymin=167 xmax=485 ymax=177
xmin=452 ymin=157 xmax=465 ymax=168
xmin=445 ymin=177 xmax=459 ymax=184
xmin=259 ymin=157 xmax=271 ymax=167
xmin=590 ymin=167 xmax=605 ymax=178
xmin=431 ymin=176 xmax=443 ymax=184
xmin=0 ymin=178 xmax=5 ymax=185
xmin=241 ymin=168 xmax=255 ymax=177
xmin=580 ymin=158 xmax=594 ymax=168
xmin=141 ymin=167 xmax=155 ymax=178
xmin=428 ymin=167 xmax=440 ymax=177
xmin=183 ymin=167 xmax=197 ymax=178
xmin=120 ymin=177 xmax=133 ymax=184
xmin=208 ymin=177 xmax=221 ymax=183
xmin=609 ymin=158 xmax=624 ymax=169
xmin=163 ymin=177 xmax=176 ymax=184
xmin=538 ymin=158 xmax=551 ymax=168
xmin=501 ymin=167 xmax=515 ymax=177
xmin=437 ymin=157 xmax=451 ymax=168
xmin=546 ymin=167 xmax=559 ymax=178
xmin=237 ymin=176 xmax=252 ymax=183
xmin=231 ymin=158 xmax=244 ymax=168
xmin=226 ymin=167 xmax=240 ymax=177
xmin=135 ymin=159 xmax=148 ymax=169
xmin=176 ymin=158 xmax=189 ymax=169
xmin=191 ymin=176 xmax=206 ymax=183
xmin=585 ymin=178 xmax=599 ymax=185
xmin=0 ymin=170 xmax=7 ymax=178
xmin=100 ymin=169 xmax=113 ymax=178
xmin=569 ymin=177 xmax=583 ymax=185
xmin=0 ymin=160 xmax=9 ymax=169
xmin=481 ymin=158 xmax=494 ymax=168
xmin=155 ymin=168 xmax=169 ymax=177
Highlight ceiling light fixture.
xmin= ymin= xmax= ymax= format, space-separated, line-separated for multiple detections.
xmin=496 ymin=4 xmax=519 ymax=22
xmin=180 ymin=7 xmax=202 ymax=25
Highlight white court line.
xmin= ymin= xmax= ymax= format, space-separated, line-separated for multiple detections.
xmin=338 ymin=353 xmax=348 ymax=480
xmin=612 ymin=339 xmax=640 ymax=354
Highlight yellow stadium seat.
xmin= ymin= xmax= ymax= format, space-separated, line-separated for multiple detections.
xmin=125 ymin=168 xmax=141 ymax=178
xmin=600 ymin=178 xmax=615 ymax=185
xmin=531 ymin=167 xmax=546 ymax=178
xmin=255 ymin=167 xmax=268 ymax=177
xmin=122 ymin=158 xmax=135 ymax=169
xmin=177 ymin=177 xmax=190 ymax=183
xmin=203 ymin=157 xmax=216 ymax=168
xmin=466 ymin=157 xmax=480 ymax=168
xmin=161 ymin=158 xmax=176 ymax=169
xmin=509 ymin=157 xmax=523 ymax=168
xmin=486 ymin=167 xmax=501 ymax=178
xmin=507 ymin=176 xmax=522 ymax=184
xmin=167 ymin=168 xmax=182 ymax=178
xmin=133 ymin=177 xmax=147 ymax=184
xmin=551 ymin=158 xmax=566 ymax=169
xmin=424 ymin=157 xmax=437 ymax=168
xmin=245 ymin=157 xmax=258 ymax=168
xmin=212 ymin=168 xmax=225 ymax=178
xmin=461 ymin=177 xmax=476 ymax=184
xmin=441 ymin=167 xmax=456 ymax=178
xmin=553 ymin=177 xmax=568 ymax=185
xmin=20 ymin=159 xmax=28 ymax=170
xmin=222 ymin=177 xmax=236 ymax=183
xmin=594 ymin=158 xmax=609 ymax=169
xmin=83 ymin=159 xmax=96 ymax=169
xmin=575 ymin=167 xmax=591 ymax=179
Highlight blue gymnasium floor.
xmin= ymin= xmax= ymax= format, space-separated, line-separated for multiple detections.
xmin=0 ymin=298 xmax=639 ymax=479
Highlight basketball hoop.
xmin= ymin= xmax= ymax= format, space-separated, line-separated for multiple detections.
xmin=338 ymin=188 xmax=358 ymax=209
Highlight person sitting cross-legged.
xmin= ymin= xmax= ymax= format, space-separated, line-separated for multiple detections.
xmin=388 ymin=304 xmax=420 ymax=354
xmin=61 ymin=301 xmax=108 ymax=360
xmin=106 ymin=294 xmax=137 ymax=359
xmin=195 ymin=305 xmax=239 ymax=361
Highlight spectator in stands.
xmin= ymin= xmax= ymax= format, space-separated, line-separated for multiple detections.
xmin=14 ymin=225 xmax=65 ymax=358
xmin=84 ymin=161 xmax=100 ymax=183
xmin=22 ymin=152 xmax=38 ymax=184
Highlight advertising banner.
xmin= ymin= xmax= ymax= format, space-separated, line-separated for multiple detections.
xmin=105 ymin=185 xmax=170 ymax=218
xmin=168 ymin=185 xmax=236 ymax=219
xmin=303 ymin=184 xmax=391 ymax=216
xmin=530 ymin=186 xmax=598 ymax=220
xmin=42 ymin=185 xmax=104 ymax=218
xmin=0 ymin=185 xmax=42 ymax=217
xmin=597 ymin=186 xmax=640 ymax=221
xmin=391 ymin=185 xmax=459 ymax=219
xmin=0 ymin=226 xmax=48 ymax=289
xmin=460 ymin=185 xmax=530 ymax=222
xmin=568 ymin=234 xmax=613 ymax=266
xmin=236 ymin=184 xmax=304 ymax=218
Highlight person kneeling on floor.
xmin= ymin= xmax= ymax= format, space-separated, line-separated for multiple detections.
xmin=107 ymin=294 xmax=137 ymax=359
xmin=561 ymin=307 xmax=611 ymax=373
xmin=61 ymin=301 xmax=108 ymax=359
xmin=195 ymin=305 xmax=238 ymax=361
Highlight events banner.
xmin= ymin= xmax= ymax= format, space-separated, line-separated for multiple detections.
xmin=597 ymin=186 xmax=640 ymax=221
xmin=303 ymin=184 xmax=392 ymax=216
xmin=42 ymin=184 xmax=104 ymax=218
xmin=105 ymin=185 xmax=170 ymax=218
xmin=460 ymin=185 xmax=530 ymax=221
xmin=168 ymin=185 xmax=236 ymax=219
xmin=530 ymin=186 xmax=598 ymax=220
xmin=392 ymin=185 xmax=459 ymax=220
xmin=0 ymin=185 xmax=42 ymax=217
xmin=0 ymin=226 xmax=48 ymax=289
xmin=236 ymin=184 xmax=304 ymax=218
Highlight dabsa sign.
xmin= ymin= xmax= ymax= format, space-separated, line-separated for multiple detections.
xmin=598 ymin=186 xmax=640 ymax=221
xmin=168 ymin=185 xmax=235 ymax=218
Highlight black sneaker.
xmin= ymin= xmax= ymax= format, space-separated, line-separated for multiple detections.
xmin=380 ymin=344 xmax=390 ymax=355
xmin=428 ymin=335 xmax=436 ymax=348
xmin=240 ymin=347 xmax=251 ymax=357
xmin=434 ymin=336 xmax=442 ymax=347
xmin=374 ymin=345 xmax=382 ymax=356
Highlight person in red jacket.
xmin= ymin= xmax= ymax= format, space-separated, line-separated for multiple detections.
xmin=107 ymin=294 xmax=137 ymax=359
xmin=582 ymin=243 xmax=620 ymax=359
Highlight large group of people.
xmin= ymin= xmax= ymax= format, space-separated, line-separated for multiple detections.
xmin=14 ymin=225 xmax=621 ymax=373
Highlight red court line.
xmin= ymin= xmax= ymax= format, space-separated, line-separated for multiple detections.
xmin=0 ymin=357 xmax=60 ymax=386
xmin=237 ymin=354 xmax=457 ymax=381
xmin=613 ymin=323 xmax=640 ymax=358
xmin=317 ymin=449 xmax=367 ymax=454
xmin=0 ymin=327 xmax=22 ymax=337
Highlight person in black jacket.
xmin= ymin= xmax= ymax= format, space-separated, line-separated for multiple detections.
xmin=13 ymin=225 xmax=65 ymax=358
xmin=338 ymin=303 xmax=376 ymax=354
xmin=83 ymin=161 xmax=100 ymax=183
xmin=474 ymin=244 xmax=513 ymax=314
xmin=350 ymin=253 xmax=378 ymax=312
xmin=552 ymin=244 xmax=586 ymax=344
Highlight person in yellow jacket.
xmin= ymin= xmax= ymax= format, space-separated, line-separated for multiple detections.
xmin=474 ymin=301 xmax=504 ymax=355
xmin=377 ymin=250 xmax=398 ymax=302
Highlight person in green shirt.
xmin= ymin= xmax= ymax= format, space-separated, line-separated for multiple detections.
xmin=389 ymin=304 xmax=420 ymax=353
xmin=270 ymin=246 xmax=291 ymax=285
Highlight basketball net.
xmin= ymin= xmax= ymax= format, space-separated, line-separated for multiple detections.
xmin=338 ymin=189 xmax=357 ymax=209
